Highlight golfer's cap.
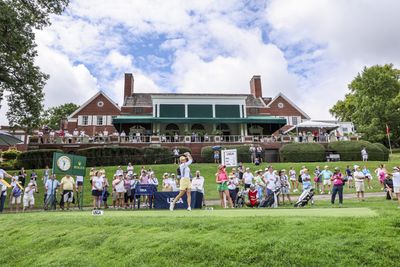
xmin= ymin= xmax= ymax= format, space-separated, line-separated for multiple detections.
xmin=257 ymin=169 xmax=263 ymax=173
xmin=171 ymin=174 xmax=175 ymax=176
xmin=324 ymin=165 xmax=329 ymax=168
xmin=118 ymin=174 xmax=123 ymax=176
xmin=179 ymin=156 xmax=186 ymax=162
xmin=354 ymin=165 xmax=360 ymax=169
xmin=231 ymin=168 xmax=236 ymax=171
xmin=334 ymin=167 xmax=340 ymax=171
xmin=281 ymin=169 xmax=286 ymax=172
xmin=393 ymin=167 xmax=399 ymax=171
xmin=246 ymin=167 xmax=250 ymax=170
xmin=163 ymin=172 xmax=169 ymax=176
xmin=250 ymin=184 xmax=255 ymax=189
xmin=133 ymin=173 xmax=137 ymax=176
xmin=265 ymin=167 xmax=269 ymax=171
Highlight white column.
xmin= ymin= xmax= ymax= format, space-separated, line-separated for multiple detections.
xmin=240 ymin=124 xmax=244 ymax=136
xmin=243 ymin=105 xmax=247 ymax=117
xmin=212 ymin=104 xmax=216 ymax=118
xmin=185 ymin=104 xmax=188 ymax=118
xmin=239 ymin=105 xmax=243 ymax=118
xmin=157 ymin=104 xmax=160 ymax=117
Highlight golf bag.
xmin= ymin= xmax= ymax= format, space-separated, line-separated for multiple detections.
xmin=235 ymin=189 xmax=246 ymax=208
xmin=294 ymin=188 xmax=314 ymax=207
xmin=259 ymin=187 xmax=281 ymax=208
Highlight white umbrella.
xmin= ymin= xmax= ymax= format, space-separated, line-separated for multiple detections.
xmin=0 ymin=131 xmax=23 ymax=146
xmin=284 ymin=121 xmax=339 ymax=134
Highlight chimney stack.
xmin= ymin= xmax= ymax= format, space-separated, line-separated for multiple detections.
xmin=250 ymin=75 xmax=262 ymax=98
xmin=124 ymin=73 xmax=134 ymax=100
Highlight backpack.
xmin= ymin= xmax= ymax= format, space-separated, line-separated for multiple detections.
xmin=298 ymin=175 xmax=303 ymax=183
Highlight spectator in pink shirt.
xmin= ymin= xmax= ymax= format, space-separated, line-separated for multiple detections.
xmin=331 ymin=167 xmax=344 ymax=207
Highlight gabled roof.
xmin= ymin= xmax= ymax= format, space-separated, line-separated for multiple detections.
xmin=67 ymin=91 xmax=120 ymax=119
xmin=266 ymin=92 xmax=310 ymax=119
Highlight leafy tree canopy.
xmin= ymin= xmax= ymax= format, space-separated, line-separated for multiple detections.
xmin=41 ymin=103 xmax=79 ymax=130
xmin=330 ymin=64 xmax=400 ymax=146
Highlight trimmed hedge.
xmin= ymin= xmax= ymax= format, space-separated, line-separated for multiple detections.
xmin=16 ymin=149 xmax=62 ymax=169
xmin=373 ymin=143 xmax=390 ymax=161
xmin=280 ymin=143 xmax=326 ymax=162
xmin=76 ymin=146 xmax=192 ymax=167
xmin=2 ymin=149 xmax=21 ymax=160
xmin=328 ymin=141 xmax=386 ymax=161
xmin=201 ymin=145 xmax=251 ymax=163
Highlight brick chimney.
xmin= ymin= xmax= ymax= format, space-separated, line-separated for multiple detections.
xmin=250 ymin=75 xmax=262 ymax=98
xmin=124 ymin=73 xmax=134 ymax=100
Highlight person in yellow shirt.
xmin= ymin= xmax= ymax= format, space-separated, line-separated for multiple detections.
xmin=60 ymin=175 xmax=76 ymax=210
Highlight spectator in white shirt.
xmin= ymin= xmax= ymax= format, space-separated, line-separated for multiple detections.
xmin=392 ymin=167 xmax=400 ymax=208
xmin=353 ymin=165 xmax=365 ymax=201
xmin=192 ymin=170 xmax=206 ymax=206
xmin=243 ymin=168 xmax=254 ymax=189
xmin=263 ymin=166 xmax=277 ymax=196
xmin=23 ymin=182 xmax=36 ymax=211
xmin=115 ymin=166 xmax=124 ymax=177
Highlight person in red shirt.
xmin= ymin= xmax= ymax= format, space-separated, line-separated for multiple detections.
xmin=246 ymin=185 xmax=259 ymax=208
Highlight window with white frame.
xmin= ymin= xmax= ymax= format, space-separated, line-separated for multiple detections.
xmin=292 ymin=116 xmax=298 ymax=125
xmin=97 ymin=116 xmax=103 ymax=126
xmin=82 ymin=116 xmax=89 ymax=126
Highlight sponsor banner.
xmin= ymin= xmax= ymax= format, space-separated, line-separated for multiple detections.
xmin=52 ymin=152 xmax=87 ymax=176
xmin=221 ymin=149 xmax=238 ymax=167
xmin=154 ymin=191 xmax=203 ymax=209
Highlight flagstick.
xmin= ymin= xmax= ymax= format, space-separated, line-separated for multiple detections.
xmin=387 ymin=131 xmax=393 ymax=155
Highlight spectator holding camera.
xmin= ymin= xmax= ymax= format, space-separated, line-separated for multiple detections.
xmin=331 ymin=167 xmax=344 ymax=207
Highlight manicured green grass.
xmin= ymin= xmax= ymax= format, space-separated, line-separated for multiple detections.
xmin=0 ymin=198 xmax=399 ymax=266
xmin=2 ymin=160 xmax=397 ymax=209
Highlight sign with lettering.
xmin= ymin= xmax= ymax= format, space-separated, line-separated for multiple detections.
xmin=221 ymin=149 xmax=237 ymax=167
xmin=52 ymin=152 xmax=87 ymax=176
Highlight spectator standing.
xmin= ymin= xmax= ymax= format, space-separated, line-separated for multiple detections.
xmin=127 ymin=163 xmax=134 ymax=176
xmin=30 ymin=170 xmax=39 ymax=193
xmin=320 ymin=166 xmax=333 ymax=194
xmin=263 ymin=166 xmax=276 ymax=196
xmin=256 ymin=145 xmax=263 ymax=163
xmin=192 ymin=170 xmax=206 ymax=206
xmin=44 ymin=174 xmax=60 ymax=210
xmin=301 ymin=169 xmax=312 ymax=191
xmin=60 ymin=175 xmax=76 ymax=210
xmin=353 ymin=165 xmax=365 ymax=201
xmin=0 ymin=169 xmax=12 ymax=213
xmin=113 ymin=174 xmax=126 ymax=209
xmin=361 ymin=147 xmax=368 ymax=162
xmin=18 ymin=167 xmax=26 ymax=187
xmin=392 ymin=167 xmax=400 ymax=208
xmin=162 ymin=173 xmax=173 ymax=192
xmin=345 ymin=165 xmax=354 ymax=189
xmin=331 ymin=167 xmax=344 ymax=207
xmin=173 ymin=147 xmax=180 ymax=164
xmin=254 ymin=170 xmax=266 ymax=200
xmin=215 ymin=165 xmax=234 ymax=208
xmin=10 ymin=176 xmax=22 ymax=212
xmin=213 ymin=150 xmax=220 ymax=164
xmin=249 ymin=144 xmax=256 ymax=163
xmin=376 ymin=164 xmax=387 ymax=190
xmin=227 ymin=171 xmax=239 ymax=205
xmin=362 ymin=166 xmax=373 ymax=189
xmin=289 ymin=167 xmax=298 ymax=192
xmin=384 ymin=174 xmax=394 ymax=200
xmin=243 ymin=168 xmax=254 ymax=189
xmin=279 ymin=170 xmax=291 ymax=204
xmin=92 ymin=171 xmax=104 ymax=210
xmin=23 ymin=182 xmax=36 ymax=211
xmin=115 ymin=166 xmax=124 ymax=177
xmin=313 ymin=166 xmax=322 ymax=193
xmin=237 ymin=162 xmax=244 ymax=181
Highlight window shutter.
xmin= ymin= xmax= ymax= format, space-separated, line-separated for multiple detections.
xmin=89 ymin=116 xmax=93 ymax=125
xmin=103 ymin=116 xmax=107 ymax=126
xmin=107 ymin=115 xmax=112 ymax=125
xmin=77 ymin=116 xmax=83 ymax=126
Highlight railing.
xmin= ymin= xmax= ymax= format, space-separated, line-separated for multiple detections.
xmin=28 ymin=134 xmax=359 ymax=145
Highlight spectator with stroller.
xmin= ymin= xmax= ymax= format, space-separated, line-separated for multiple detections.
xmin=245 ymin=184 xmax=259 ymax=208
xmin=320 ymin=166 xmax=333 ymax=194
xmin=215 ymin=165 xmax=234 ymax=209
xmin=45 ymin=174 xmax=60 ymax=210
xmin=289 ymin=167 xmax=298 ymax=192
xmin=301 ymin=168 xmax=312 ymax=191
xmin=243 ymin=168 xmax=254 ymax=189
xmin=331 ymin=167 xmax=344 ymax=207
xmin=392 ymin=167 xmax=400 ymax=208
xmin=23 ymin=182 xmax=36 ymax=211
xmin=60 ymin=174 xmax=76 ymax=210
xmin=353 ymin=165 xmax=365 ymax=201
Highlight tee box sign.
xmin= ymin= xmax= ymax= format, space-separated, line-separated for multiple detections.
xmin=52 ymin=152 xmax=86 ymax=176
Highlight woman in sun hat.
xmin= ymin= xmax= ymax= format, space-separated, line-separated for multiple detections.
xmin=215 ymin=165 xmax=234 ymax=208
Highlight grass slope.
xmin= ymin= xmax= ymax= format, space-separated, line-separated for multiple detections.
xmin=0 ymin=199 xmax=399 ymax=266
xmin=3 ymin=160 xmax=397 ymax=208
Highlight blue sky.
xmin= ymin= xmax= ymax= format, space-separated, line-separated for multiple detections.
xmin=1 ymin=0 xmax=399 ymax=124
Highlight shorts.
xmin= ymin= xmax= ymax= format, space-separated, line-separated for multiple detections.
xmin=247 ymin=200 xmax=259 ymax=207
xmin=112 ymin=191 xmax=117 ymax=201
xmin=217 ymin=182 xmax=229 ymax=192
xmin=77 ymin=181 xmax=83 ymax=186
xmin=244 ymin=184 xmax=251 ymax=189
xmin=394 ymin=186 xmax=400 ymax=194
xmin=179 ymin=177 xmax=191 ymax=191
xmin=289 ymin=177 xmax=297 ymax=181
xmin=323 ymin=179 xmax=331 ymax=186
xmin=116 ymin=192 xmax=124 ymax=199
xmin=92 ymin=190 xmax=102 ymax=197
xmin=355 ymin=182 xmax=365 ymax=192
xmin=347 ymin=176 xmax=353 ymax=181
xmin=11 ymin=196 xmax=21 ymax=204
xmin=63 ymin=191 xmax=74 ymax=203
xmin=281 ymin=187 xmax=290 ymax=195
xmin=23 ymin=195 xmax=34 ymax=207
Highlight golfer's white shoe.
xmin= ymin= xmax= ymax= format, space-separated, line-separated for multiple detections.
xmin=187 ymin=206 xmax=191 ymax=211
xmin=169 ymin=202 xmax=174 ymax=211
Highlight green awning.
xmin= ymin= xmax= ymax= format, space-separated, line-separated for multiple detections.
xmin=112 ymin=116 xmax=286 ymax=124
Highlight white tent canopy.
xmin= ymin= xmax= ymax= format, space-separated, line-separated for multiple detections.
xmin=284 ymin=121 xmax=339 ymax=134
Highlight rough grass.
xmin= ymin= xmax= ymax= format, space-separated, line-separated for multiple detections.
xmin=0 ymin=198 xmax=399 ymax=266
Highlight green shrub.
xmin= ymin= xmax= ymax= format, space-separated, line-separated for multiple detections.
xmin=201 ymin=145 xmax=251 ymax=163
xmin=0 ymin=159 xmax=17 ymax=170
xmin=143 ymin=147 xmax=171 ymax=164
xmin=1 ymin=148 xmax=21 ymax=161
xmin=16 ymin=149 xmax=62 ymax=169
xmin=373 ymin=143 xmax=390 ymax=161
xmin=77 ymin=146 xmax=144 ymax=167
xmin=280 ymin=143 xmax=326 ymax=162
xmin=328 ymin=141 xmax=385 ymax=161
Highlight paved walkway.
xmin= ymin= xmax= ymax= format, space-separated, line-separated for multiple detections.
xmin=206 ymin=191 xmax=386 ymax=206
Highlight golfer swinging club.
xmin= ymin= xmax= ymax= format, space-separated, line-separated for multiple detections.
xmin=170 ymin=152 xmax=193 ymax=211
